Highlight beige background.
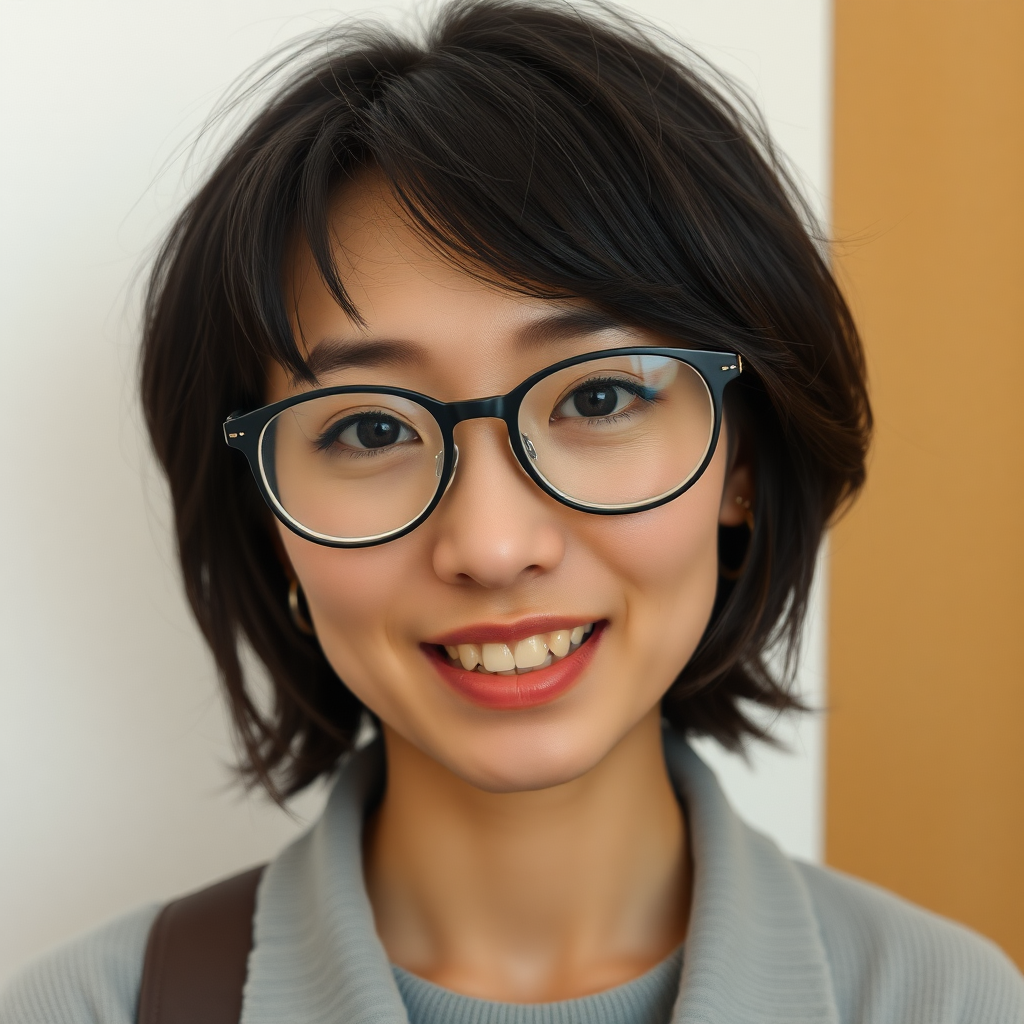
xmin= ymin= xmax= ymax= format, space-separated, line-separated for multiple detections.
xmin=828 ymin=0 xmax=1024 ymax=969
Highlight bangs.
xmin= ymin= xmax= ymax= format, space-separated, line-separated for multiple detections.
xmin=229 ymin=4 xmax=801 ymax=390
xmin=142 ymin=0 xmax=869 ymax=797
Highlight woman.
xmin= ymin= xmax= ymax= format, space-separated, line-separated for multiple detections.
xmin=3 ymin=1 xmax=1021 ymax=1021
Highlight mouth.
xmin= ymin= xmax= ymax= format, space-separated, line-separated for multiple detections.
xmin=437 ymin=622 xmax=595 ymax=675
xmin=422 ymin=619 xmax=605 ymax=710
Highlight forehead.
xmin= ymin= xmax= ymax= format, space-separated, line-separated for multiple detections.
xmin=276 ymin=172 xmax=638 ymax=398
xmin=286 ymin=174 xmax=548 ymax=350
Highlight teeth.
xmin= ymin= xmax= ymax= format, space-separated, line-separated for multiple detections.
xmin=548 ymin=630 xmax=571 ymax=658
xmin=444 ymin=624 xmax=595 ymax=675
xmin=514 ymin=635 xmax=549 ymax=669
xmin=482 ymin=643 xmax=516 ymax=672
xmin=457 ymin=643 xmax=481 ymax=670
xmin=519 ymin=653 xmax=553 ymax=674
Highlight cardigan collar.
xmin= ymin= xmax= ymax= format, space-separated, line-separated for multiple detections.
xmin=241 ymin=731 xmax=839 ymax=1024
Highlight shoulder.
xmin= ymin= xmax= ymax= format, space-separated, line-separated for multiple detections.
xmin=796 ymin=860 xmax=1024 ymax=1024
xmin=0 ymin=904 xmax=159 ymax=1024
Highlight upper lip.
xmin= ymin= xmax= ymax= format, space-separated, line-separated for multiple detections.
xmin=426 ymin=615 xmax=599 ymax=647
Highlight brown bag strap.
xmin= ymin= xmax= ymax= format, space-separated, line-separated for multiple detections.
xmin=137 ymin=865 xmax=265 ymax=1024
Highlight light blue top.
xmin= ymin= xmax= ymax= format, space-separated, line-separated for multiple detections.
xmin=3 ymin=731 xmax=1022 ymax=1023
xmin=392 ymin=944 xmax=682 ymax=1024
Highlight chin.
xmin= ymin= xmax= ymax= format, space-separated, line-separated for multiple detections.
xmin=429 ymin=712 xmax=631 ymax=794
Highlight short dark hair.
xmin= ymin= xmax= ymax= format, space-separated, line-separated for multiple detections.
xmin=141 ymin=0 xmax=870 ymax=799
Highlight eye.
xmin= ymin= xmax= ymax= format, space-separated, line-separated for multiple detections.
xmin=319 ymin=411 xmax=418 ymax=452
xmin=553 ymin=378 xmax=654 ymax=420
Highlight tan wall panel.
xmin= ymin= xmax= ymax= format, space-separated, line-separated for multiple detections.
xmin=828 ymin=0 xmax=1024 ymax=966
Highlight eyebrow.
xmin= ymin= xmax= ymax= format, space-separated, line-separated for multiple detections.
xmin=512 ymin=307 xmax=634 ymax=349
xmin=301 ymin=338 xmax=426 ymax=383
xmin=300 ymin=307 xmax=633 ymax=383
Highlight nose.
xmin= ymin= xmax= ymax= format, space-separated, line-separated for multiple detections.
xmin=430 ymin=419 xmax=566 ymax=589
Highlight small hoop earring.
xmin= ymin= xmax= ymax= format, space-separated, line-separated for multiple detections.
xmin=719 ymin=496 xmax=755 ymax=581
xmin=736 ymin=494 xmax=755 ymax=532
xmin=288 ymin=578 xmax=315 ymax=635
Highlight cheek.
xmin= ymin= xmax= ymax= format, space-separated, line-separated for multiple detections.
xmin=280 ymin=529 xmax=420 ymax=664
xmin=600 ymin=498 xmax=719 ymax=592
xmin=593 ymin=464 xmax=722 ymax=601
xmin=580 ymin=455 xmax=724 ymax=685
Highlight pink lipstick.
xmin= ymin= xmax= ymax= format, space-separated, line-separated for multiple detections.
xmin=423 ymin=620 xmax=605 ymax=710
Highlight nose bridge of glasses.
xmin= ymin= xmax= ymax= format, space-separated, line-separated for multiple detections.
xmin=444 ymin=395 xmax=532 ymax=489
xmin=447 ymin=395 xmax=509 ymax=423
xmin=445 ymin=395 xmax=518 ymax=457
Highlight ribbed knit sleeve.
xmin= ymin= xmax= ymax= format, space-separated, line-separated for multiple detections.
xmin=0 ymin=904 xmax=158 ymax=1024
xmin=798 ymin=862 xmax=1024 ymax=1023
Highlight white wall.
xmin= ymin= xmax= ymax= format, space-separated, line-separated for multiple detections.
xmin=0 ymin=0 xmax=831 ymax=984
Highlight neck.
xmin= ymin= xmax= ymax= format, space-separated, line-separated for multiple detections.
xmin=363 ymin=710 xmax=690 ymax=1003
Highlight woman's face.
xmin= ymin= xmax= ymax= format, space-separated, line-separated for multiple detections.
xmin=269 ymin=177 xmax=750 ymax=793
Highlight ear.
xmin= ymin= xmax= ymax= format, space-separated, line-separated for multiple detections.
xmin=719 ymin=458 xmax=754 ymax=527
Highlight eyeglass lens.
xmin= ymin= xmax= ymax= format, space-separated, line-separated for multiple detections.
xmin=518 ymin=353 xmax=713 ymax=509
xmin=260 ymin=353 xmax=714 ymax=543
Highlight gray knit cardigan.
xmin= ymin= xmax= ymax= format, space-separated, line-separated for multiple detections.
xmin=3 ymin=730 xmax=1022 ymax=1024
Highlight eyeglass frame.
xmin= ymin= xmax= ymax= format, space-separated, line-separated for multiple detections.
xmin=223 ymin=346 xmax=743 ymax=548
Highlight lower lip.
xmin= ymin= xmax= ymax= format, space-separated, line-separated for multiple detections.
xmin=424 ymin=623 xmax=606 ymax=710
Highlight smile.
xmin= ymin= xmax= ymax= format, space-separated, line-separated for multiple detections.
xmin=423 ymin=619 xmax=605 ymax=710
xmin=439 ymin=623 xmax=595 ymax=675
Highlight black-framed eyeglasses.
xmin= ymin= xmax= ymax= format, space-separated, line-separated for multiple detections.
xmin=223 ymin=347 xmax=742 ymax=547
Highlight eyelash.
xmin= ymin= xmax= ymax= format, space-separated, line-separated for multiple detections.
xmin=305 ymin=373 xmax=660 ymax=456
xmin=313 ymin=412 xmax=415 ymax=456
xmin=556 ymin=377 xmax=661 ymax=422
